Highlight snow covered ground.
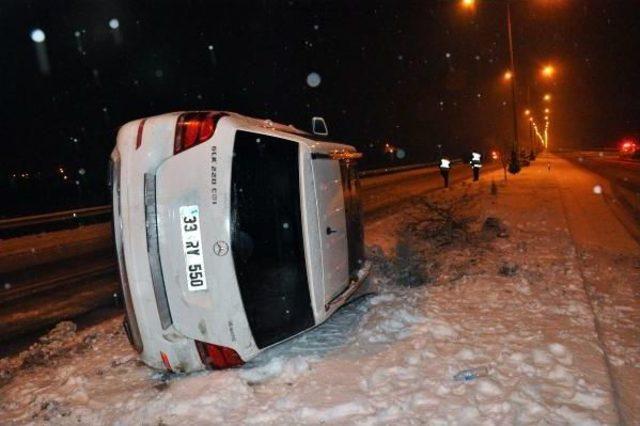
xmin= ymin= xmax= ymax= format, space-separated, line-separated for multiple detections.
xmin=1 ymin=154 xmax=638 ymax=424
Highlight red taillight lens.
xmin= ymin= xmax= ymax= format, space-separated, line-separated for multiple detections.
xmin=195 ymin=341 xmax=244 ymax=369
xmin=160 ymin=351 xmax=173 ymax=372
xmin=174 ymin=112 xmax=227 ymax=155
xmin=135 ymin=119 xmax=146 ymax=150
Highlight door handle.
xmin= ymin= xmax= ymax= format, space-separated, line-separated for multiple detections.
xmin=326 ymin=226 xmax=338 ymax=235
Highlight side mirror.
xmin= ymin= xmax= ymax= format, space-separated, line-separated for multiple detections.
xmin=312 ymin=117 xmax=328 ymax=136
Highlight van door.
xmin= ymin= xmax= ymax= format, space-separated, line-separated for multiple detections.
xmin=312 ymin=158 xmax=349 ymax=307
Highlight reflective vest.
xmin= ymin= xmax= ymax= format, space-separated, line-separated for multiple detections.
xmin=470 ymin=152 xmax=482 ymax=168
xmin=440 ymin=159 xmax=451 ymax=169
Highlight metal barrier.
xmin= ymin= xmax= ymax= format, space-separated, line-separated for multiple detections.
xmin=359 ymin=159 xmax=461 ymax=178
xmin=0 ymin=205 xmax=112 ymax=231
xmin=1 ymin=160 xmax=460 ymax=236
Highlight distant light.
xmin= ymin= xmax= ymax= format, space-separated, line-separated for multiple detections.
xmin=30 ymin=28 xmax=46 ymax=43
xmin=396 ymin=149 xmax=406 ymax=159
xmin=109 ymin=18 xmax=120 ymax=30
xmin=503 ymin=70 xmax=513 ymax=81
xmin=78 ymin=168 xmax=86 ymax=176
xmin=544 ymin=108 xmax=550 ymax=113
xmin=524 ymin=109 xmax=531 ymax=116
xmin=543 ymin=93 xmax=551 ymax=101
xmin=461 ymin=0 xmax=475 ymax=9
xmin=208 ymin=45 xmax=214 ymax=51
xmin=541 ymin=65 xmax=555 ymax=78
xmin=592 ymin=185 xmax=602 ymax=195
xmin=306 ymin=72 xmax=321 ymax=88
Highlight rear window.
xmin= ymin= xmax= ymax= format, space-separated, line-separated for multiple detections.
xmin=230 ymin=131 xmax=314 ymax=349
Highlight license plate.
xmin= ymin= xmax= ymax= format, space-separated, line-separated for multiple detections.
xmin=179 ymin=205 xmax=208 ymax=292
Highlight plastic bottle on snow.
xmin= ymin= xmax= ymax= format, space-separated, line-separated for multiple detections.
xmin=453 ymin=366 xmax=489 ymax=382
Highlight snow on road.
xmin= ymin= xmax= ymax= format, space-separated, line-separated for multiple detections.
xmin=1 ymin=155 xmax=638 ymax=424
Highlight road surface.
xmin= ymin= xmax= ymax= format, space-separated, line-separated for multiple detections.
xmin=558 ymin=151 xmax=640 ymax=241
xmin=0 ymin=161 xmax=500 ymax=347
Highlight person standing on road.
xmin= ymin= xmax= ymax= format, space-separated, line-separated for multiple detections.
xmin=470 ymin=151 xmax=482 ymax=181
xmin=439 ymin=157 xmax=451 ymax=188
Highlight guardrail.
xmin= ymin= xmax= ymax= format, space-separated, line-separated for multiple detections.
xmin=1 ymin=161 xmax=458 ymax=237
xmin=359 ymin=159 xmax=461 ymax=178
xmin=0 ymin=205 xmax=112 ymax=231
xmin=0 ymin=205 xmax=112 ymax=239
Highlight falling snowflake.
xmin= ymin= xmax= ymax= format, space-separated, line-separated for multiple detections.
xmin=30 ymin=29 xmax=46 ymax=43
xmin=306 ymin=72 xmax=321 ymax=88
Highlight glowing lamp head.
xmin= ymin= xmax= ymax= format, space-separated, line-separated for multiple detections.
xmin=461 ymin=0 xmax=476 ymax=8
xmin=541 ymin=65 xmax=555 ymax=78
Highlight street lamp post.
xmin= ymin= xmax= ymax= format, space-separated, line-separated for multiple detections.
xmin=529 ymin=117 xmax=536 ymax=158
xmin=506 ymin=1 xmax=521 ymax=174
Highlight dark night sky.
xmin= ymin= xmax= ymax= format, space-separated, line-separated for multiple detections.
xmin=1 ymin=1 xmax=639 ymax=216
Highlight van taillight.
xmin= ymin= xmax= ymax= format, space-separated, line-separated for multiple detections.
xmin=135 ymin=119 xmax=146 ymax=149
xmin=174 ymin=112 xmax=227 ymax=154
xmin=195 ymin=341 xmax=244 ymax=369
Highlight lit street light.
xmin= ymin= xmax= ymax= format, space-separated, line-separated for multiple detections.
xmin=541 ymin=64 xmax=555 ymax=78
xmin=503 ymin=70 xmax=513 ymax=81
xmin=524 ymin=109 xmax=531 ymax=116
xmin=543 ymin=93 xmax=552 ymax=102
xmin=544 ymin=108 xmax=550 ymax=114
xmin=461 ymin=0 xmax=476 ymax=9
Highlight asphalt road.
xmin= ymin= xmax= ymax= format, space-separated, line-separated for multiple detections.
xmin=558 ymin=151 xmax=640 ymax=241
xmin=0 ymin=161 xmax=501 ymax=349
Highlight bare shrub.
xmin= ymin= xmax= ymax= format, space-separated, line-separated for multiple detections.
xmin=408 ymin=193 xmax=477 ymax=246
